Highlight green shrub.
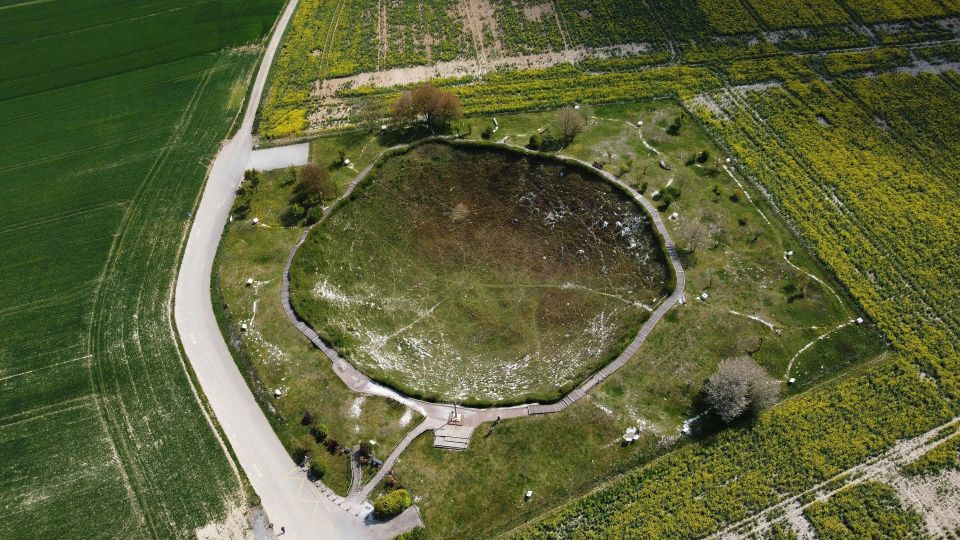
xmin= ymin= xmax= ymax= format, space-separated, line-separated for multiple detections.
xmin=528 ymin=133 xmax=543 ymax=149
xmin=395 ymin=527 xmax=426 ymax=540
xmin=281 ymin=203 xmax=306 ymax=226
xmin=374 ymin=489 xmax=412 ymax=518
xmin=308 ymin=459 xmax=325 ymax=480
xmin=304 ymin=205 xmax=324 ymax=226
xmin=309 ymin=423 xmax=328 ymax=443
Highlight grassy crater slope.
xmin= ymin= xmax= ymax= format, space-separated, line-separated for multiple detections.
xmin=0 ymin=0 xmax=282 ymax=537
xmin=290 ymin=142 xmax=669 ymax=404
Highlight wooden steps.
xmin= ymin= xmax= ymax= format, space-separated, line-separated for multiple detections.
xmin=432 ymin=424 xmax=475 ymax=450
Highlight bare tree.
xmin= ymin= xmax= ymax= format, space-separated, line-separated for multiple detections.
xmin=555 ymin=107 xmax=586 ymax=144
xmin=704 ymin=356 xmax=779 ymax=423
xmin=681 ymin=210 xmax=724 ymax=253
xmin=426 ymin=86 xmax=463 ymax=127
xmin=389 ymin=90 xmax=416 ymax=123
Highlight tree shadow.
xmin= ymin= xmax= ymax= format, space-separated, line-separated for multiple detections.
xmin=376 ymin=124 xmax=443 ymax=146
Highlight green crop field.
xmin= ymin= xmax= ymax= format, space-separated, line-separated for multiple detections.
xmin=290 ymin=141 xmax=669 ymax=404
xmin=0 ymin=0 xmax=282 ymax=537
xmin=257 ymin=0 xmax=960 ymax=137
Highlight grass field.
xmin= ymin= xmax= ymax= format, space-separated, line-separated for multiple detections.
xmin=217 ymin=100 xmax=878 ymax=536
xmin=289 ymin=141 xmax=669 ymax=404
xmin=0 ymin=0 xmax=282 ymax=536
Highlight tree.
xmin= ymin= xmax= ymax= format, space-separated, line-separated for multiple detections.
xmin=555 ymin=107 xmax=586 ymax=144
xmin=301 ymin=410 xmax=315 ymax=426
xmin=415 ymin=83 xmax=462 ymax=128
xmin=295 ymin=162 xmax=333 ymax=207
xmin=703 ymin=357 xmax=779 ymax=423
xmin=323 ymin=437 xmax=341 ymax=454
xmin=389 ymin=90 xmax=416 ymax=123
xmin=359 ymin=440 xmax=374 ymax=458
xmin=390 ymin=83 xmax=463 ymax=128
xmin=373 ymin=489 xmax=412 ymax=518
xmin=667 ymin=115 xmax=683 ymax=136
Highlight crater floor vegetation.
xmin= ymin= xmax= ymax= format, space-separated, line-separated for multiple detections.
xmin=290 ymin=142 xmax=670 ymax=404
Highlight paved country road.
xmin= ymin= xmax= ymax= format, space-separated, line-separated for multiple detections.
xmin=172 ymin=1 xmax=394 ymax=538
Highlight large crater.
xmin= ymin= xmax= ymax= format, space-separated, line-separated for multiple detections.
xmin=290 ymin=141 xmax=670 ymax=405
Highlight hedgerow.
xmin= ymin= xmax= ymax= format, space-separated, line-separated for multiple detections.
xmin=844 ymin=0 xmax=947 ymax=23
xmin=744 ymin=0 xmax=850 ymax=28
xmin=913 ymin=42 xmax=960 ymax=64
xmin=332 ymin=64 xmax=721 ymax=124
xmin=723 ymin=56 xmax=819 ymax=85
xmin=697 ymin=0 xmax=761 ymax=35
xmin=900 ymin=432 xmax=960 ymax=477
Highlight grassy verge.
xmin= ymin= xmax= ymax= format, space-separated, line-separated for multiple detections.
xmin=213 ymin=166 xmax=420 ymax=495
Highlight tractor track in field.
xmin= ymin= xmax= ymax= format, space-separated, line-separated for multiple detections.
xmin=86 ymin=52 xmax=221 ymax=537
